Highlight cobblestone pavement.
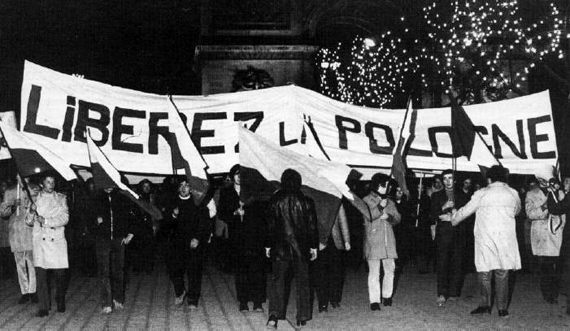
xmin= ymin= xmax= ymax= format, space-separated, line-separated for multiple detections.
xmin=1 ymin=263 xmax=570 ymax=330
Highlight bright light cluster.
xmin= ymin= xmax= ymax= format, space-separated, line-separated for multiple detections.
xmin=316 ymin=34 xmax=423 ymax=108
xmin=423 ymin=0 xmax=563 ymax=94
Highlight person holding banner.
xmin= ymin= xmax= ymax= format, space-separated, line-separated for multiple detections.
xmin=218 ymin=165 xmax=267 ymax=312
xmin=266 ymin=169 xmax=318 ymax=329
xmin=27 ymin=173 xmax=69 ymax=317
xmin=0 ymin=177 xmax=38 ymax=304
xmin=430 ymin=170 xmax=470 ymax=307
xmin=444 ymin=165 xmax=521 ymax=317
xmin=93 ymin=187 xmax=136 ymax=314
xmin=363 ymin=173 xmax=401 ymax=310
xmin=162 ymin=177 xmax=211 ymax=310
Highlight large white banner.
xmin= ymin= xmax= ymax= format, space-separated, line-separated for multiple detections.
xmin=20 ymin=61 xmax=558 ymax=176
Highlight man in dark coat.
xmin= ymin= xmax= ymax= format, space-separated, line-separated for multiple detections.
xmin=430 ymin=169 xmax=470 ymax=306
xmin=162 ymin=177 xmax=211 ymax=310
xmin=94 ymin=187 xmax=135 ymax=314
xmin=218 ymin=164 xmax=267 ymax=312
xmin=266 ymin=169 xmax=318 ymax=329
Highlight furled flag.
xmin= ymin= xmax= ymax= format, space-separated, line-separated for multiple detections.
xmin=239 ymin=126 xmax=354 ymax=243
xmin=451 ymin=98 xmax=499 ymax=168
xmin=167 ymin=96 xmax=210 ymax=205
xmin=0 ymin=122 xmax=76 ymax=180
xmin=390 ymin=98 xmax=416 ymax=196
xmin=86 ymin=131 xmax=162 ymax=220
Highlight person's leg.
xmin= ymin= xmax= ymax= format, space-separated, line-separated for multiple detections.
xmin=294 ymin=257 xmax=312 ymax=323
xmin=35 ymin=267 xmax=49 ymax=312
xmin=381 ymin=259 xmax=396 ymax=300
xmin=313 ymin=245 xmax=330 ymax=309
xmin=187 ymin=249 xmax=204 ymax=305
xmin=25 ymin=251 xmax=37 ymax=295
xmin=250 ymin=257 xmax=267 ymax=308
xmin=234 ymin=257 xmax=248 ymax=307
xmin=13 ymin=252 xmax=29 ymax=297
xmin=436 ymin=225 xmax=453 ymax=299
xmin=478 ymin=271 xmax=492 ymax=308
xmin=95 ymin=241 xmax=112 ymax=309
xmin=367 ymin=259 xmax=381 ymax=304
xmin=54 ymin=268 xmax=68 ymax=311
xmin=329 ymin=247 xmax=344 ymax=305
xmin=449 ymin=229 xmax=465 ymax=297
xmin=494 ymin=269 xmax=510 ymax=311
xmin=111 ymin=239 xmax=126 ymax=305
xmin=269 ymin=259 xmax=290 ymax=320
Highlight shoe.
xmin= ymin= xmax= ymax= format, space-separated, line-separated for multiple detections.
xmin=175 ymin=291 xmax=186 ymax=306
xmin=436 ymin=295 xmax=446 ymax=307
xmin=296 ymin=320 xmax=306 ymax=328
xmin=18 ymin=294 xmax=29 ymax=305
xmin=447 ymin=296 xmax=458 ymax=302
xmin=189 ymin=304 xmax=198 ymax=311
xmin=101 ymin=306 xmax=112 ymax=314
xmin=370 ymin=302 xmax=381 ymax=311
xmin=383 ymin=297 xmax=392 ymax=307
xmin=253 ymin=303 xmax=264 ymax=312
xmin=57 ymin=300 xmax=66 ymax=313
xmin=30 ymin=293 xmax=38 ymax=303
xmin=266 ymin=315 xmax=278 ymax=329
xmin=331 ymin=301 xmax=340 ymax=309
xmin=498 ymin=310 xmax=509 ymax=317
xmin=318 ymin=304 xmax=328 ymax=313
xmin=239 ymin=302 xmax=249 ymax=312
xmin=470 ymin=306 xmax=491 ymax=315
xmin=113 ymin=299 xmax=124 ymax=310
xmin=36 ymin=309 xmax=49 ymax=317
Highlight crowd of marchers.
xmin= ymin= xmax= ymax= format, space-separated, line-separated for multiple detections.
xmin=1 ymin=164 xmax=570 ymax=329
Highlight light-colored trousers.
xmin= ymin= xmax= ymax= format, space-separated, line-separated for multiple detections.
xmin=14 ymin=251 xmax=36 ymax=294
xmin=367 ymin=258 xmax=395 ymax=303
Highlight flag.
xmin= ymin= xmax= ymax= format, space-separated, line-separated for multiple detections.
xmin=451 ymin=99 xmax=499 ymax=168
xmin=167 ymin=96 xmax=210 ymax=205
xmin=239 ymin=126 xmax=354 ymax=243
xmin=0 ymin=122 xmax=76 ymax=180
xmin=390 ymin=98 xmax=416 ymax=196
xmin=86 ymin=131 xmax=162 ymax=220
xmin=0 ymin=111 xmax=17 ymax=160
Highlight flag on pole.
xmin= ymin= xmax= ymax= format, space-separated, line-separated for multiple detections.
xmin=86 ymin=130 xmax=163 ymax=220
xmin=239 ymin=126 xmax=354 ymax=243
xmin=451 ymin=100 xmax=499 ymax=168
xmin=167 ymin=96 xmax=210 ymax=205
xmin=0 ymin=111 xmax=17 ymax=160
xmin=0 ymin=122 xmax=76 ymax=180
xmin=390 ymin=98 xmax=416 ymax=196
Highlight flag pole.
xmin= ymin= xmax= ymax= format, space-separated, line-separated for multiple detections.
xmin=415 ymin=172 xmax=425 ymax=228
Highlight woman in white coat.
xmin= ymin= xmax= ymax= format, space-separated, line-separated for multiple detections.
xmin=27 ymin=174 xmax=69 ymax=317
xmin=443 ymin=166 xmax=521 ymax=318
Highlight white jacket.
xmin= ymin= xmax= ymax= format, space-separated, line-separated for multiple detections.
xmin=31 ymin=191 xmax=69 ymax=269
xmin=526 ymin=188 xmax=565 ymax=256
xmin=453 ymin=182 xmax=521 ymax=272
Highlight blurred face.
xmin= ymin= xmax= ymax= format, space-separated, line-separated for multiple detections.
xmin=537 ymin=177 xmax=548 ymax=188
xmin=233 ymin=171 xmax=241 ymax=185
xmin=142 ymin=182 xmax=151 ymax=194
xmin=433 ymin=178 xmax=443 ymax=191
xmin=463 ymin=179 xmax=472 ymax=190
xmin=564 ymin=177 xmax=570 ymax=191
xmin=395 ymin=187 xmax=404 ymax=199
xmin=0 ymin=181 xmax=7 ymax=194
xmin=178 ymin=181 xmax=191 ymax=197
xmin=42 ymin=176 xmax=56 ymax=193
xmin=29 ymin=186 xmax=41 ymax=201
xmin=443 ymin=174 xmax=454 ymax=190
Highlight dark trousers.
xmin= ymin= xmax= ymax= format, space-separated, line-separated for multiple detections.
xmin=0 ymin=246 xmax=15 ymax=279
xmin=235 ymin=253 xmax=266 ymax=305
xmin=538 ymin=256 xmax=560 ymax=301
xmin=314 ymin=244 xmax=344 ymax=306
xmin=35 ymin=267 xmax=67 ymax=311
xmin=478 ymin=269 xmax=509 ymax=310
xmin=96 ymin=238 xmax=126 ymax=308
xmin=166 ymin=247 xmax=204 ymax=304
xmin=436 ymin=223 xmax=464 ymax=298
xmin=269 ymin=258 xmax=311 ymax=322
xmin=128 ymin=234 xmax=154 ymax=273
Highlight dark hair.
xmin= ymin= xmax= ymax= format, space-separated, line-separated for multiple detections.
xmin=229 ymin=164 xmax=240 ymax=180
xmin=281 ymin=169 xmax=302 ymax=191
xmin=441 ymin=169 xmax=454 ymax=178
xmin=370 ymin=173 xmax=390 ymax=191
xmin=487 ymin=165 xmax=508 ymax=183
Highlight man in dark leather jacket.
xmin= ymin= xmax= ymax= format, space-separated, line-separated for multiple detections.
xmin=266 ymin=169 xmax=318 ymax=329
